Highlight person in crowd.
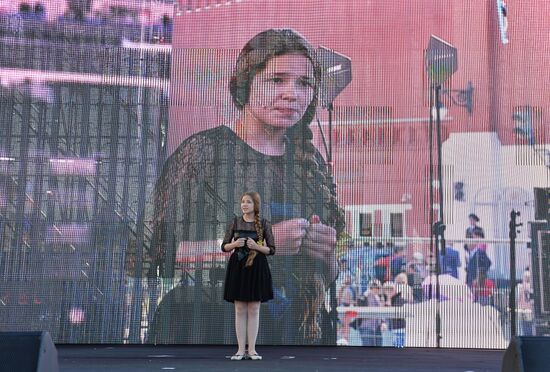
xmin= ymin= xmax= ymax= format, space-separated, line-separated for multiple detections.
xmin=381 ymin=281 xmax=406 ymax=347
xmin=394 ymin=272 xmax=414 ymax=303
xmin=337 ymin=272 xmax=356 ymax=307
xmin=471 ymin=269 xmax=495 ymax=306
xmin=33 ymin=3 xmax=46 ymax=21
xmin=465 ymin=213 xmax=485 ymax=253
xmin=337 ymin=258 xmax=352 ymax=286
xmin=465 ymin=213 xmax=485 ymax=239
xmin=354 ymin=259 xmax=370 ymax=295
xmin=358 ymin=241 xmax=377 ymax=290
xmin=356 ymin=279 xmax=383 ymax=346
xmin=59 ymin=1 xmax=87 ymax=23
xmin=390 ymin=245 xmax=407 ymax=279
xmin=374 ymin=244 xmax=392 ymax=283
xmin=465 ymin=231 xmax=491 ymax=286
xmin=17 ymin=3 xmax=32 ymax=18
xmin=407 ymin=252 xmax=428 ymax=302
xmin=439 ymin=245 xmax=461 ymax=279
xmin=147 ymin=28 xmax=345 ymax=345
xmin=16 ymin=2 xmax=46 ymax=21
xmin=517 ymin=269 xmax=535 ymax=336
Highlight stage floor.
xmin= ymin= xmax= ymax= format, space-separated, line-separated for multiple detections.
xmin=57 ymin=345 xmax=504 ymax=372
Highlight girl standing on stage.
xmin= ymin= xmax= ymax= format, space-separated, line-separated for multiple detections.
xmin=222 ymin=191 xmax=275 ymax=360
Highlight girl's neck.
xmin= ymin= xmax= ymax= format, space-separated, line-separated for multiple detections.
xmin=238 ymin=112 xmax=286 ymax=156
xmin=243 ymin=212 xmax=255 ymax=222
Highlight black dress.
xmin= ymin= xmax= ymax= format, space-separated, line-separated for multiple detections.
xmin=222 ymin=217 xmax=275 ymax=303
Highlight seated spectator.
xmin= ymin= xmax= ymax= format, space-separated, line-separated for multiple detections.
xmin=356 ymin=279 xmax=383 ymax=346
xmin=337 ymin=272 xmax=356 ymax=307
xmin=394 ymin=272 xmax=414 ymax=303
xmin=413 ymin=252 xmax=428 ymax=277
xmin=381 ymin=282 xmax=406 ymax=347
xmin=407 ymin=252 xmax=428 ymax=302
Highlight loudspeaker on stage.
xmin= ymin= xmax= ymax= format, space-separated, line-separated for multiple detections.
xmin=0 ymin=331 xmax=59 ymax=372
xmin=502 ymin=336 xmax=550 ymax=372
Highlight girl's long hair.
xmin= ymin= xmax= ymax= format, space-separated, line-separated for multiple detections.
xmin=241 ymin=191 xmax=263 ymax=268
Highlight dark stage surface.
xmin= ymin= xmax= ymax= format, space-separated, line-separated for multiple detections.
xmin=57 ymin=345 xmax=504 ymax=372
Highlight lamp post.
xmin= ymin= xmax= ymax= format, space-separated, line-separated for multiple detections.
xmin=441 ymin=81 xmax=475 ymax=116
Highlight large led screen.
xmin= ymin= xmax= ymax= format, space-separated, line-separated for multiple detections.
xmin=0 ymin=0 xmax=549 ymax=348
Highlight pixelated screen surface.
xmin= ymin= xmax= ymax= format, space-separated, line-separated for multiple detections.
xmin=0 ymin=0 xmax=549 ymax=347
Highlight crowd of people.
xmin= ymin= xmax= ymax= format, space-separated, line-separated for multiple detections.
xmin=1 ymin=1 xmax=173 ymax=43
xmin=335 ymin=213 xmax=534 ymax=346
xmin=336 ymin=241 xmax=424 ymax=347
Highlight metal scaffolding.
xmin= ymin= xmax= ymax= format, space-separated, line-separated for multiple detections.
xmin=0 ymin=18 xmax=169 ymax=343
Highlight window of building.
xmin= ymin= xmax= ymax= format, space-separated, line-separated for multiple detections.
xmin=359 ymin=213 xmax=373 ymax=237
xmin=390 ymin=212 xmax=404 ymax=237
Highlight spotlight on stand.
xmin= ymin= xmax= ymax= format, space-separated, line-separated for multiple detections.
xmin=315 ymin=46 xmax=352 ymax=345
xmin=315 ymin=46 xmax=352 ymax=174
xmin=317 ymin=47 xmax=352 ymax=110
xmin=425 ymin=34 xmax=458 ymax=244
xmin=425 ymin=35 xmax=459 ymax=349
xmin=426 ymin=36 xmax=457 ymax=87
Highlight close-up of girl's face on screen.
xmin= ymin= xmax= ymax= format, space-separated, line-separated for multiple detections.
xmin=245 ymin=53 xmax=315 ymax=129
xmin=240 ymin=195 xmax=254 ymax=214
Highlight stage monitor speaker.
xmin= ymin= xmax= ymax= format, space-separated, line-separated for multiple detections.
xmin=0 ymin=331 xmax=59 ymax=372
xmin=502 ymin=336 xmax=550 ymax=372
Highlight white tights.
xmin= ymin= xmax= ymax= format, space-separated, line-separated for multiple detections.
xmin=234 ymin=301 xmax=261 ymax=354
